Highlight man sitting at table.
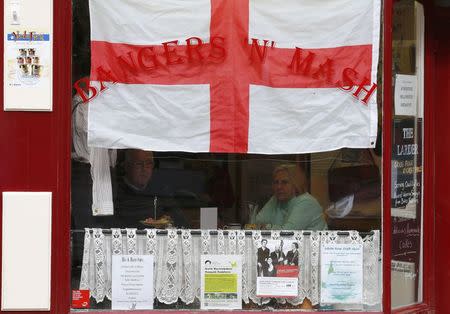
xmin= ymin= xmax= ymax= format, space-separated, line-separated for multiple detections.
xmin=113 ymin=149 xmax=188 ymax=228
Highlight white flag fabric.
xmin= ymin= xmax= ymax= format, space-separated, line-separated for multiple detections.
xmin=86 ymin=0 xmax=381 ymax=154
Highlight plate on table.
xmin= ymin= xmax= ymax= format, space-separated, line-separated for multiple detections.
xmin=140 ymin=216 xmax=173 ymax=228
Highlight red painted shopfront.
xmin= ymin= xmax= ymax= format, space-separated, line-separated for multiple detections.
xmin=0 ymin=0 xmax=450 ymax=313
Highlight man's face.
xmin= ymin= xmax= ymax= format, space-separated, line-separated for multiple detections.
xmin=262 ymin=240 xmax=267 ymax=248
xmin=273 ymin=170 xmax=296 ymax=202
xmin=125 ymin=150 xmax=154 ymax=190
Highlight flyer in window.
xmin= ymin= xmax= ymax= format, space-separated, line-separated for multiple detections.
xmin=4 ymin=0 xmax=53 ymax=110
xmin=320 ymin=243 xmax=363 ymax=304
xmin=256 ymin=239 xmax=299 ymax=298
xmin=112 ymin=255 xmax=154 ymax=310
xmin=200 ymin=255 xmax=242 ymax=310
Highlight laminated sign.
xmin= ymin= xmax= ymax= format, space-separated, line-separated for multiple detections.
xmin=83 ymin=0 xmax=381 ymax=154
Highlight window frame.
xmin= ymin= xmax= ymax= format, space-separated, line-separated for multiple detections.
xmin=49 ymin=0 xmax=437 ymax=313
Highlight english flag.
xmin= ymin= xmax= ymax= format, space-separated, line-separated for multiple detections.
xmin=87 ymin=0 xmax=381 ymax=154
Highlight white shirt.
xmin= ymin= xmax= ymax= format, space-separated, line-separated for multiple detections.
xmin=72 ymin=94 xmax=115 ymax=216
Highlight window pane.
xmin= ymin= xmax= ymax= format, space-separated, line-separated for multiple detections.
xmin=391 ymin=0 xmax=424 ymax=308
xmin=71 ymin=0 xmax=383 ymax=311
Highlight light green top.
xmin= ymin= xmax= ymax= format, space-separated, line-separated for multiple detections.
xmin=255 ymin=193 xmax=327 ymax=230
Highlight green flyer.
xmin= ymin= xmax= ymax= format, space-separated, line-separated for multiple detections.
xmin=201 ymin=255 xmax=242 ymax=310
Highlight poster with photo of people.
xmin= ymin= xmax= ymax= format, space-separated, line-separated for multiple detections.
xmin=256 ymin=239 xmax=299 ymax=297
xmin=5 ymin=33 xmax=50 ymax=88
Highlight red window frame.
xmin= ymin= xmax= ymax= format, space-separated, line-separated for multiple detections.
xmin=0 ymin=0 xmax=438 ymax=313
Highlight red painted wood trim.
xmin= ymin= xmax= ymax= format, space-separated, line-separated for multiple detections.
xmin=382 ymin=0 xmax=394 ymax=312
xmin=390 ymin=2 xmax=439 ymax=311
xmin=421 ymin=0 xmax=437 ymax=309
xmin=0 ymin=0 xmax=72 ymax=313
xmin=75 ymin=311 xmax=383 ymax=314
xmin=431 ymin=7 xmax=450 ymax=313
xmin=54 ymin=0 xmax=73 ymax=313
xmin=393 ymin=302 xmax=434 ymax=314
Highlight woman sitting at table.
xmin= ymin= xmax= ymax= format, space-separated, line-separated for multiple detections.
xmin=255 ymin=164 xmax=327 ymax=230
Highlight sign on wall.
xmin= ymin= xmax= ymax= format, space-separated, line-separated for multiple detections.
xmin=394 ymin=74 xmax=418 ymax=116
xmin=3 ymin=0 xmax=53 ymax=111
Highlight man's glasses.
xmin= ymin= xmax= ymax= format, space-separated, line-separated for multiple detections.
xmin=128 ymin=160 xmax=154 ymax=169
xmin=272 ymin=179 xmax=290 ymax=186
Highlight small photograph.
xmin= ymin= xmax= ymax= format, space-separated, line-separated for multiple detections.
xmin=15 ymin=48 xmax=42 ymax=81
xmin=19 ymin=64 xmax=29 ymax=75
xmin=257 ymin=239 xmax=299 ymax=277
xmin=31 ymin=65 xmax=42 ymax=77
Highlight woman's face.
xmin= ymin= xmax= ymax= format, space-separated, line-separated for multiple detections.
xmin=273 ymin=170 xmax=296 ymax=202
xmin=267 ymin=257 xmax=273 ymax=264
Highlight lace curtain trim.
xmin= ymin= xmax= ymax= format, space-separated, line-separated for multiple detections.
xmin=79 ymin=229 xmax=381 ymax=306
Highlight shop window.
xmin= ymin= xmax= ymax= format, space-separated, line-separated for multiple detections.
xmin=71 ymin=0 xmax=383 ymax=312
xmin=391 ymin=0 xmax=425 ymax=309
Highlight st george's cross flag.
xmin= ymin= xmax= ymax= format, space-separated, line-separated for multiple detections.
xmin=86 ymin=0 xmax=381 ymax=154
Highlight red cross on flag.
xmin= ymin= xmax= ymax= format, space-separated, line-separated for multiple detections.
xmin=86 ymin=0 xmax=381 ymax=154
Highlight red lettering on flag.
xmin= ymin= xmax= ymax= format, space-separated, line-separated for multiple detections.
xmin=90 ymin=0 xmax=373 ymax=153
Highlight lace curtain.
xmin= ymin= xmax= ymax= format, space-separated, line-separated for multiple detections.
xmin=78 ymin=229 xmax=381 ymax=307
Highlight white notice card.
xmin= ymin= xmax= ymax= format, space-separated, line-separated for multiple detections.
xmin=112 ymin=255 xmax=154 ymax=310
xmin=394 ymin=74 xmax=418 ymax=116
xmin=200 ymin=207 xmax=218 ymax=229
xmin=320 ymin=243 xmax=363 ymax=304
xmin=201 ymin=255 xmax=242 ymax=310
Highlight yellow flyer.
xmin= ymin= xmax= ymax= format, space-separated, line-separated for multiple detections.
xmin=200 ymin=255 xmax=242 ymax=310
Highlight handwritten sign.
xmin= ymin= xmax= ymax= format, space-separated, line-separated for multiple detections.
xmin=391 ymin=117 xmax=422 ymax=298
xmin=391 ymin=118 xmax=422 ymax=219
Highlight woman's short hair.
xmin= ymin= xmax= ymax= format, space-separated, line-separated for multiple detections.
xmin=273 ymin=164 xmax=307 ymax=195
